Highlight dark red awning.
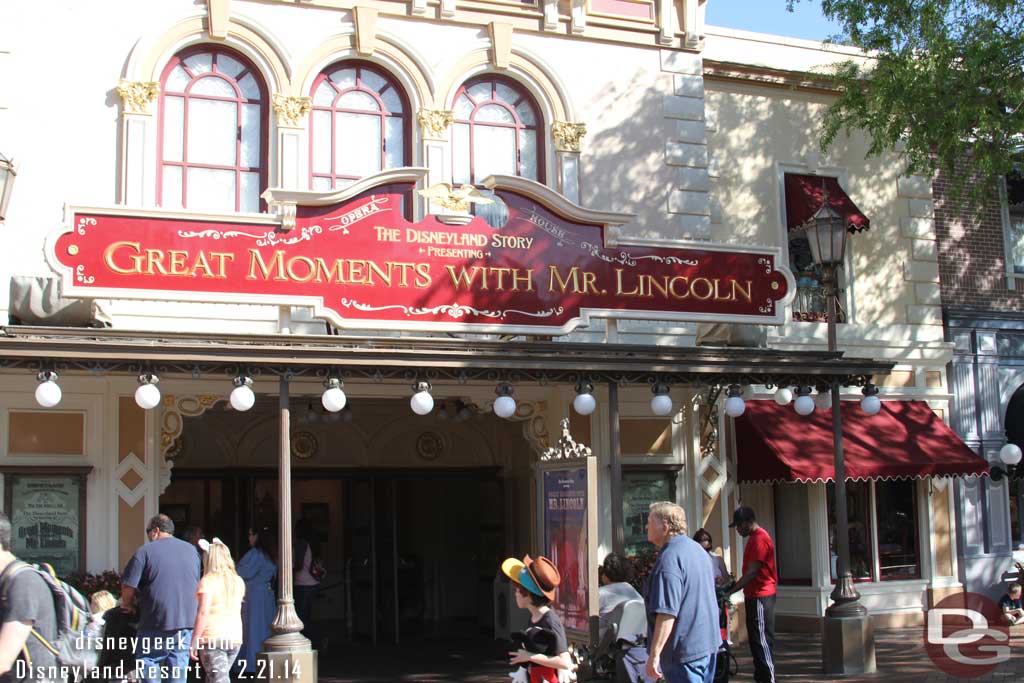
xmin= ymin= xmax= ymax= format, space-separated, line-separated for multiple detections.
xmin=735 ymin=400 xmax=988 ymax=483
xmin=784 ymin=173 xmax=870 ymax=233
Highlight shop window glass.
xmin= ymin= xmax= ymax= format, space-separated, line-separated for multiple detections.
xmin=451 ymin=76 xmax=542 ymax=227
xmin=622 ymin=471 xmax=675 ymax=557
xmin=875 ymin=480 xmax=920 ymax=579
xmin=788 ymin=233 xmax=846 ymax=323
xmin=826 ymin=481 xmax=872 ymax=581
xmin=309 ymin=63 xmax=409 ymax=190
xmin=158 ymin=47 xmax=267 ymax=213
xmin=773 ymin=483 xmax=811 ymax=584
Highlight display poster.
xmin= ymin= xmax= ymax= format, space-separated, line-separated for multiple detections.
xmin=9 ymin=475 xmax=82 ymax=574
xmin=543 ymin=467 xmax=589 ymax=633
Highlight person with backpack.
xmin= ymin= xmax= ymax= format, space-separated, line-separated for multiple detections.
xmin=120 ymin=514 xmax=200 ymax=683
xmin=0 ymin=511 xmax=61 ymax=683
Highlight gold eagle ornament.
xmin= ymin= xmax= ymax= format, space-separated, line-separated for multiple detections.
xmin=417 ymin=183 xmax=495 ymax=213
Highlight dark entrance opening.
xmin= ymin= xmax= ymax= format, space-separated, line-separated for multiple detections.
xmin=162 ymin=468 xmax=505 ymax=648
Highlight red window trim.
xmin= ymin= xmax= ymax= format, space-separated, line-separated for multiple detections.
xmin=308 ymin=62 xmax=411 ymax=190
xmin=451 ymin=75 xmax=544 ymax=186
xmin=156 ymin=46 xmax=269 ymax=213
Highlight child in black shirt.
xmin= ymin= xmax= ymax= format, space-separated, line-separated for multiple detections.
xmin=501 ymin=554 xmax=572 ymax=683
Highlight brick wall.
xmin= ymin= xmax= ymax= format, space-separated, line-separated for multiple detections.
xmin=934 ymin=166 xmax=1024 ymax=310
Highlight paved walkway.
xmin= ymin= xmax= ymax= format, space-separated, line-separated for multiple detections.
xmin=315 ymin=628 xmax=1024 ymax=682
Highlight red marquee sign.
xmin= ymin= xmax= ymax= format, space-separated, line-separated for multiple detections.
xmin=47 ymin=170 xmax=794 ymax=335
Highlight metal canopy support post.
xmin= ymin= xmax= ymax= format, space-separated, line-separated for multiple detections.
xmin=821 ymin=263 xmax=875 ymax=675
xmin=261 ymin=374 xmax=317 ymax=682
xmin=609 ymin=381 xmax=624 ymax=555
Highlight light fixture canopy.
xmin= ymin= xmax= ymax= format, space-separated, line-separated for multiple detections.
xmin=860 ymin=383 xmax=881 ymax=416
xmin=35 ymin=370 xmax=62 ymax=408
xmin=410 ymin=381 xmax=434 ymax=416
xmin=494 ymin=382 xmax=517 ymax=419
xmin=230 ymin=376 xmax=256 ymax=412
xmin=321 ymin=377 xmax=347 ymax=413
xmin=135 ymin=373 xmax=162 ymax=410
xmin=0 ymin=152 xmax=16 ymax=223
xmin=650 ymin=383 xmax=674 ymax=417
xmin=794 ymin=386 xmax=815 ymax=416
xmin=573 ymin=382 xmax=597 ymax=416
xmin=724 ymin=384 xmax=746 ymax=418
xmin=773 ymin=386 xmax=794 ymax=406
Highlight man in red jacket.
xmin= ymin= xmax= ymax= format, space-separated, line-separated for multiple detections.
xmin=728 ymin=506 xmax=777 ymax=683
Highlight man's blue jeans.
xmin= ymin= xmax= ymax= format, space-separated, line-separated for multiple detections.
xmin=662 ymin=652 xmax=717 ymax=683
xmin=135 ymin=628 xmax=194 ymax=683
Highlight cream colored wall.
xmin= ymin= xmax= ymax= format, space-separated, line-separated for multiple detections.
xmin=705 ymin=79 xmax=918 ymax=328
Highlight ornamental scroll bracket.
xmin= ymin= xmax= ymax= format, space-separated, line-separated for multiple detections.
xmin=273 ymin=94 xmax=312 ymax=128
xmin=116 ymin=80 xmax=160 ymax=114
xmin=417 ymin=109 xmax=455 ymax=137
xmin=489 ymin=399 xmax=551 ymax=456
xmin=541 ymin=417 xmax=592 ymax=461
xmin=552 ymin=121 xmax=587 ymax=152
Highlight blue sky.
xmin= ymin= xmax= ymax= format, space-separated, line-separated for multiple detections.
xmin=705 ymin=0 xmax=844 ymax=41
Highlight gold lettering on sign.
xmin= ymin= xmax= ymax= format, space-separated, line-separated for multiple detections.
xmin=615 ymin=269 xmax=754 ymax=302
xmin=103 ymin=242 xmax=234 ymax=277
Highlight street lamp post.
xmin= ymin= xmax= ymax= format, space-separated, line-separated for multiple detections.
xmin=801 ymin=188 xmax=877 ymax=675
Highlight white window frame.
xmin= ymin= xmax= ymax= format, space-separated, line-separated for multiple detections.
xmin=775 ymin=163 xmax=858 ymax=327
xmin=1000 ymin=175 xmax=1024 ymax=288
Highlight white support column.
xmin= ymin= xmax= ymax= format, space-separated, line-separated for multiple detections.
xmin=116 ymin=81 xmax=160 ymax=206
xmin=272 ymin=94 xmax=311 ymax=191
xmin=418 ymin=109 xmax=454 ymax=219
xmin=808 ymin=483 xmax=831 ymax=614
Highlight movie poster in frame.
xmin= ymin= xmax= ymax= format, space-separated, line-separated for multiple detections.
xmin=537 ymin=448 xmax=599 ymax=645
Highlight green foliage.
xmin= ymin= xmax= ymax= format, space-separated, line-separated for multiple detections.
xmin=62 ymin=570 xmax=122 ymax=599
xmin=787 ymin=0 xmax=1024 ymax=204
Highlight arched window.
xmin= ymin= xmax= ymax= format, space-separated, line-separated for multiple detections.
xmin=309 ymin=63 xmax=409 ymax=190
xmin=451 ymin=76 xmax=542 ymax=185
xmin=158 ymin=47 xmax=268 ymax=213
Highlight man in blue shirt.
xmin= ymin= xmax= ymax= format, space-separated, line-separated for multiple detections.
xmin=121 ymin=514 xmax=201 ymax=683
xmin=644 ymin=502 xmax=720 ymax=683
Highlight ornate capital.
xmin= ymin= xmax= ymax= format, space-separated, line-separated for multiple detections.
xmin=273 ymin=94 xmax=312 ymax=128
xmin=417 ymin=109 xmax=454 ymax=137
xmin=552 ymin=121 xmax=587 ymax=152
xmin=116 ymin=80 xmax=160 ymax=114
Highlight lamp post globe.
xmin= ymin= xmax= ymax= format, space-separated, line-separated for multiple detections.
xmin=773 ymin=387 xmax=793 ymax=406
xmin=230 ymin=383 xmax=256 ymax=412
xmin=411 ymin=388 xmax=434 ymax=415
xmin=860 ymin=394 xmax=881 ymax=415
xmin=35 ymin=378 xmax=62 ymax=408
xmin=794 ymin=394 xmax=815 ymax=416
xmin=724 ymin=395 xmax=746 ymax=417
xmin=650 ymin=393 xmax=673 ymax=416
xmin=573 ymin=391 xmax=596 ymax=416
xmin=135 ymin=382 xmax=161 ymax=410
xmin=1000 ymin=442 xmax=1022 ymax=467
xmin=322 ymin=385 xmax=347 ymax=413
xmin=494 ymin=395 xmax=517 ymax=419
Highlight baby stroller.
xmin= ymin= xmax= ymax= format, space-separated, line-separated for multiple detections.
xmin=578 ymin=598 xmax=650 ymax=683
xmin=714 ymin=584 xmax=738 ymax=683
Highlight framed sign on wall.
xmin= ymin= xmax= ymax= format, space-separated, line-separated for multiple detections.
xmin=1 ymin=467 xmax=91 ymax=575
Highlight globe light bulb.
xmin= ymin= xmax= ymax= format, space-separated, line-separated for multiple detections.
xmin=1000 ymin=442 xmax=1023 ymax=467
xmin=794 ymin=394 xmax=815 ymax=416
xmin=573 ymin=392 xmax=596 ymax=416
xmin=724 ymin=395 xmax=746 ymax=418
xmin=410 ymin=389 xmax=434 ymax=416
xmin=494 ymin=395 xmax=517 ymax=419
xmin=860 ymin=395 xmax=881 ymax=416
xmin=135 ymin=382 xmax=161 ymax=410
xmin=321 ymin=381 xmax=347 ymax=413
xmin=230 ymin=382 xmax=255 ymax=412
xmin=35 ymin=375 xmax=62 ymax=408
xmin=773 ymin=387 xmax=793 ymax=406
xmin=650 ymin=393 xmax=674 ymax=416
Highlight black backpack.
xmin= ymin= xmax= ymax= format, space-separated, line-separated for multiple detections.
xmin=0 ymin=560 xmax=100 ymax=671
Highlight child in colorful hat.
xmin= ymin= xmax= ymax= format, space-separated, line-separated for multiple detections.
xmin=501 ymin=554 xmax=574 ymax=683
